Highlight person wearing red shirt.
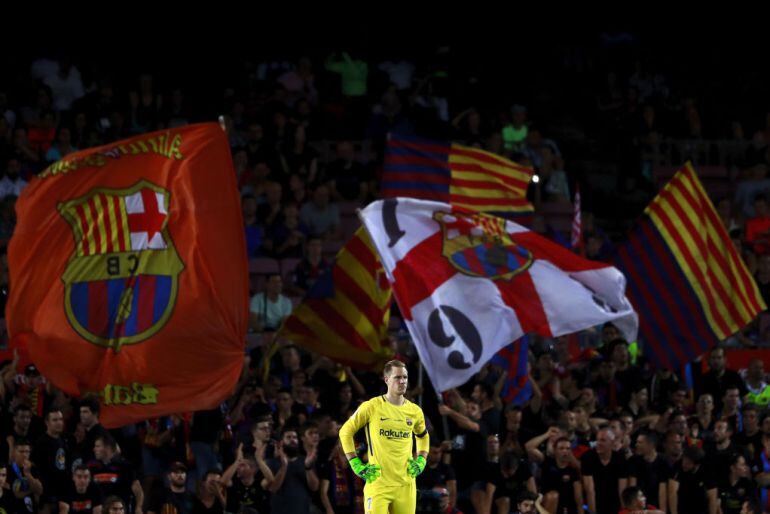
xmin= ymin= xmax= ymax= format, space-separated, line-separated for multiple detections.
xmin=745 ymin=195 xmax=770 ymax=254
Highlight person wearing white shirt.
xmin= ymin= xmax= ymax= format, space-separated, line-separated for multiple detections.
xmin=42 ymin=60 xmax=85 ymax=112
xmin=0 ymin=158 xmax=27 ymax=200
xmin=249 ymin=274 xmax=292 ymax=332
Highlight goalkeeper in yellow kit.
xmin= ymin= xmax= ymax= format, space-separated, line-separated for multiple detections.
xmin=339 ymin=360 xmax=429 ymax=514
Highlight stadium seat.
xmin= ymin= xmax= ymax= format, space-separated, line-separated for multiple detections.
xmin=340 ymin=216 xmax=360 ymax=240
xmin=280 ymin=258 xmax=302 ymax=282
xmin=249 ymin=257 xmax=280 ymax=275
xmin=322 ymin=239 xmax=345 ymax=257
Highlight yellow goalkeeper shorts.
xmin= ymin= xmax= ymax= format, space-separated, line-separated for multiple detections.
xmin=362 ymin=480 xmax=417 ymax=514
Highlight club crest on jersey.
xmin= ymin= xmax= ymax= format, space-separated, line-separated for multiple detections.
xmin=405 ymin=417 xmax=413 ymax=426
xmin=58 ymin=180 xmax=184 ymax=351
xmin=433 ymin=211 xmax=532 ymax=281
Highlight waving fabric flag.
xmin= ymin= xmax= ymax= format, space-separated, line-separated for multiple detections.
xmin=360 ymin=198 xmax=637 ymax=392
xmin=277 ymin=227 xmax=394 ymax=369
xmin=382 ymin=134 xmax=534 ymax=215
xmin=489 ymin=336 xmax=532 ymax=406
xmin=614 ymin=163 xmax=765 ymax=370
xmin=7 ymin=123 xmax=248 ymax=427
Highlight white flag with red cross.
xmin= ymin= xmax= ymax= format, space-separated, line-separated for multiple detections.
xmin=360 ymin=198 xmax=637 ymax=392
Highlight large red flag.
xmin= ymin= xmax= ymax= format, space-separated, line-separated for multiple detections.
xmin=7 ymin=123 xmax=248 ymax=427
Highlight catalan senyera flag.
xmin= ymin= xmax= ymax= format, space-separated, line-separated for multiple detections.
xmin=7 ymin=123 xmax=248 ymax=428
xmin=382 ymin=134 xmax=534 ymax=215
xmin=277 ymin=227 xmax=394 ymax=369
xmin=614 ymin=163 xmax=766 ymax=370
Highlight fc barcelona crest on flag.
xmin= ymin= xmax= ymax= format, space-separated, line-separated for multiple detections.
xmin=8 ymin=123 xmax=248 ymax=428
xmin=58 ymin=180 xmax=184 ymax=350
xmin=433 ymin=210 xmax=533 ymax=281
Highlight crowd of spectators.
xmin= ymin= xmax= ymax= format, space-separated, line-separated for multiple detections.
xmin=0 ymin=33 xmax=770 ymax=513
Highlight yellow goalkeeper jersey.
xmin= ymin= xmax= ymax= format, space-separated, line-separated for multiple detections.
xmin=339 ymin=395 xmax=429 ymax=488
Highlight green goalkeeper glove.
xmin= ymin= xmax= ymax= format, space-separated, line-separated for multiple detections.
xmin=407 ymin=455 xmax=426 ymax=478
xmin=349 ymin=457 xmax=381 ymax=483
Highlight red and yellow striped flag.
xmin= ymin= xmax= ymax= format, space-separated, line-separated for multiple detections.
xmin=382 ymin=134 xmax=534 ymax=215
xmin=615 ymin=162 xmax=765 ymax=368
xmin=277 ymin=227 xmax=394 ymax=369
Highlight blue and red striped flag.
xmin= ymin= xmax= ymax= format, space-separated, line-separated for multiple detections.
xmin=614 ymin=163 xmax=766 ymax=369
xmin=382 ymin=134 xmax=534 ymax=217
xmin=490 ymin=336 xmax=532 ymax=405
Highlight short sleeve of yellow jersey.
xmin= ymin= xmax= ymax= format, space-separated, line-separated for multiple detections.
xmin=411 ymin=403 xmax=429 ymax=454
xmin=339 ymin=397 xmax=376 ymax=456
xmin=340 ymin=396 xmax=429 ymax=487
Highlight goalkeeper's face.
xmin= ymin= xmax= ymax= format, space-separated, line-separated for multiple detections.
xmin=385 ymin=368 xmax=409 ymax=396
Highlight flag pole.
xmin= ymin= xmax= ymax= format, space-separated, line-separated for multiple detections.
xmin=571 ymin=183 xmax=584 ymax=256
xmin=259 ymin=330 xmax=281 ymax=384
xmin=437 ymin=393 xmax=451 ymax=442
xmin=417 ymin=359 xmax=424 ymax=407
